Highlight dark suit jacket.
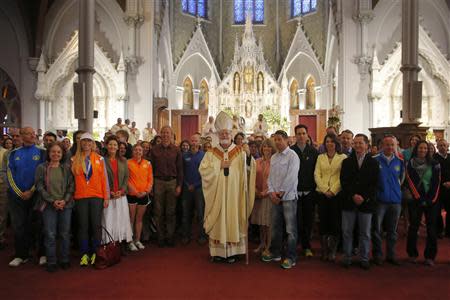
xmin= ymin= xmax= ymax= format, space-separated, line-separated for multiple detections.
xmin=340 ymin=152 xmax=379 ymax=213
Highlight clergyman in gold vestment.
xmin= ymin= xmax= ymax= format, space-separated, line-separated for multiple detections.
xmin=199 ymin=112 xmax=256 ymax=263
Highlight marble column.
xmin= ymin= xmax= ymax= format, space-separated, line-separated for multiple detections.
xmin=400 ymin=0 xmax=422 ymax=124
xmin=76 ymin=0 xmax=95 ymax=132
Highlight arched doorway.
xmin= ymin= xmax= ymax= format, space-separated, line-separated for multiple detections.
xmin=0 ymin=68 xmax=21 ymax=130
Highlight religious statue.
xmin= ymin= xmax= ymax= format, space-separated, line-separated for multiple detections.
xmin=234 ymin=72 xmax=240 ymax=94
xmin=183 ymin=77 xmax=194 ymax=109
xmin=199 ymin=80 xmax=209 ymax=109
xmin=245 ymin=100 xmax=253 ymax=118
xmin=306 ymin=77 xmax=316 ymax=109
xmin=290 ymin=80 xmax=299 ymax=109
xmin=257 ymin=72 xmax=264 ymax=93
xmin=244 ymin=64 xmax=254 ymax=91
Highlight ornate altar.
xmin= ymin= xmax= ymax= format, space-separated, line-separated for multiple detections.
xmin=217 ymin=16 xmax=281 ymax=133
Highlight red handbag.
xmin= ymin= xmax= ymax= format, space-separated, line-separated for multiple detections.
xmin=95 ymin=227 xmax=121 ymax=269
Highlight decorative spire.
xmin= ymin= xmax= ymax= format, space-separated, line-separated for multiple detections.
xmin=36 ymin=52 xmax=47 ymax=73
xmin=117 ymin=51 xmax=126 ymax=72
xmin=371 ymin=46 xmax=380 ymax=71
xmin=196 ymin=15 xmax=202 ymax=29
xmin=233 ymin=34 xmax=240 ymax=62
xmin=244 ymin=13 xmax=254 ymax=40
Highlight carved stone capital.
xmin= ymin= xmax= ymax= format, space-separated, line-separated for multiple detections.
xmin=124 ymin=15 xmax=145 ymax=27
xmin=125 ymin=55 xmax=143 ymax=74
xmin=353 ymin=12 xmax=374 ymax=24
xmin=353 ymin=55 xmax=372 ymax=78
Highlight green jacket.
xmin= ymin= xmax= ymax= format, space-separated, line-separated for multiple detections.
xmin=104 ymin=157 xmax=129 ymax=193
xmin=35 ymin=162 xmax=75 ymax=209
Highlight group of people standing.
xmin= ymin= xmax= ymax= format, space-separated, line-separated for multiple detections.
xmin=0 ymin=115 xmax=449 ymax=273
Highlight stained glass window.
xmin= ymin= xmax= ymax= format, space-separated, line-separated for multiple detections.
xmin=302 ymin=0 xmax=310 ymax=13
xmin=291 ymin=0 xmax=317 ymax=18
xmin=292 ymin=0 xmax=302 ymax=17
xmin=181 ymin=0 xmax=207 ymax=19
xmin=234 ymin=0 xmax=264 ymax=24
xmin=197 ymin=0 xmax=207 ymax=18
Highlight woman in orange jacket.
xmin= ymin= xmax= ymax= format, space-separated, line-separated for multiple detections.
xmin=71 ymin=133 xmax=109 ymax=266
xmin=127 ymin=144 xmax=153 ymax=251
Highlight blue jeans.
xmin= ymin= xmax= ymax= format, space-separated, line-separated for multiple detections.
xmin=342 ymin=210 xmax=372 ymax=263
xmin=43 ymin=205 xmax=72 ymax=265
xmin=181 ymin=186 xmax=206 ymax=240
xmin=372 ymin=203 xmax=401 ymax=259
xmin=270 ymin=200 xmax=298 ymax=262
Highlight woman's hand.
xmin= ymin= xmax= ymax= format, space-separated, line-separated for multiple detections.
xmin=103 ymin=199 xmax=109 ymax=208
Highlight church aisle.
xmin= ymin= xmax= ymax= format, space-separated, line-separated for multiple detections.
xmin=0 ymin=237 xmax=449 ymax=299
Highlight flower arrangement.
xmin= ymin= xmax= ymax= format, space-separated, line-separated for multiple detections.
xmin=262 ymin=107 xmax=290 ymax=133
xmin=328 ymin=105 xmax=343 ymax=132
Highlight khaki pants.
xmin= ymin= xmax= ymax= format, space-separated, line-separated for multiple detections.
xmin=153 ymin=179 xmax=177 ymax=241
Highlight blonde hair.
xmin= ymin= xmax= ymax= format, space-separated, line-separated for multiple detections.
xmin=71 ymin=139 xmax=95 ymax=175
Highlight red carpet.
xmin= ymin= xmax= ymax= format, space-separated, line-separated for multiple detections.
xmin=1 ymin=236 xmax=450 ymax=300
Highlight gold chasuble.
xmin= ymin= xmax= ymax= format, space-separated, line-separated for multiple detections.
xmin=199 ymin=143 xmax=256 ymax=258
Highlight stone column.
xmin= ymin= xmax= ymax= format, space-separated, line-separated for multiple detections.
xmin=76 ymin=0 xmax=95 ymax=132
xmin=353 ymin=0 xmax=373 ymax=78
xmin=400 ymin=0 xmax=422 ymax=124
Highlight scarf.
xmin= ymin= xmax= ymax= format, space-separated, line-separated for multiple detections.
xmin=410 ymin=157 xmax=429 ymax=179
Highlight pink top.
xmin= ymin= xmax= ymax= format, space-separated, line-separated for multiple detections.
xmin=255 ymin=157 xmax=270 ymax=198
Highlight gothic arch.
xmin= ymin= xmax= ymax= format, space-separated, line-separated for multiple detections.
xmin=0 ymin=68 xmax=21 ymax=128
xmin=43 ymin=0 xmax=126 ymax=62
xmin=35 ymin=32 xmax=127 ymax=132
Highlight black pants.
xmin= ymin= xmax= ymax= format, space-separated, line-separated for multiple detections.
xmin=8 ymin=193 xmax=44 ymax=259
xmin=407 ymin=201 xmax=439 ymax=260
xmin=436 ymin=188 xmax=450 ymax=236
xmin=297 ymin=192 xmax=315 ymax=250
xmin=75 ymin=198 xmax=103 ymax=255
xmin=318 ymin=194 xmax=340 ymax=236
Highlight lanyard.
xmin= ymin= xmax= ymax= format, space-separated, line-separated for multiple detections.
xmin=84 ymin=156 xmax=93 ymax=183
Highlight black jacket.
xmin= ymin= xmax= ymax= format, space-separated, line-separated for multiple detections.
xmin=433 ymin=153 xmax=450 ymax=184
xmin=340 ymin=152 xmax=379 ymax=213
xmin=291 ymin=143 xmax=318 ymax=192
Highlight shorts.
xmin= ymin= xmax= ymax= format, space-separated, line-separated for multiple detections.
xmin=127 ymin=194 xmax=150 ymax=206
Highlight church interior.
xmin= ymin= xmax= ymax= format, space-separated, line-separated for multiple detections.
xmin=2 ymin=1 xmax=450 ymax=299
xmin=1 ymin=0 xmax=449 ymax=143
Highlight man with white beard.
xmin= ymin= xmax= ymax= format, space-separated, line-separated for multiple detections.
xmin=199 ymin=112 xmax=256 ymax=263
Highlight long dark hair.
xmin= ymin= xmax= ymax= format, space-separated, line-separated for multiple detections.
xmin=322 ymin=133 xmax=341 ymax=154
xmin=411 ymin=140 xmax=432 ymax=162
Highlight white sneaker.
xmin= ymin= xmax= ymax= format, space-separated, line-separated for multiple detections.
xmin=135 ymin=241 xmax=145 ymax=250
xmin=128 ymin=242 xmax=138 ymax=252
xmin=39 ymin=256 xmax=47 ymax=266
xmin=9 ymin=257 xmax=28 ymax=267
